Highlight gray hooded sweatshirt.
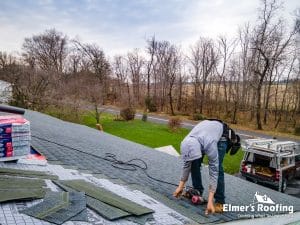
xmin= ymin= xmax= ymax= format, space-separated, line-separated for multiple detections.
xmin=180 ymin=120 xmax=223 ymax=192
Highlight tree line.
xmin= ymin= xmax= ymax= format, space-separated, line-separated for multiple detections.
xmin=0 ymin=0 xmax=300 ymax=132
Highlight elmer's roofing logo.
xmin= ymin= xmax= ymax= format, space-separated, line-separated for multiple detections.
xmin=223 ymin=192 xmax=294 ymax=215
xmin=253 ymin=192 xmax=275 ymax=204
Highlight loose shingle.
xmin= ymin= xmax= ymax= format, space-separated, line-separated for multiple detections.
xmin=125 ymin=214 xmax=155 ymax=225
xmin=0 ymin=167 xmax=58 ymax=180
xmin=60 ymin=179 xmax=153 ymax=216
xmin=21 ymin=191 xmax=87 ymax=225
xmin=0 ymin=176 xmax=46 ymax=188
xmin=53 ymin=180 xmax=131 ymax=221
xmin=0 ymin=189 xmax=46 ymax=203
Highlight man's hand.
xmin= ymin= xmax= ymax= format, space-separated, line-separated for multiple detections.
xmin=173 ymin=186 xmax=183 ymax=198
xmin=173 ymin=181 xmax=185 ymax=198
xmin=205 ymin=191 xmax=215 ymax=215
xmin=205 ymin=200 xmax=215 ymax=215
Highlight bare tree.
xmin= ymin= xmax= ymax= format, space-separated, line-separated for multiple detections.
xmin=250 ymin=0 xmax=296 ymax=129
xmin=146 ymin=36 xmax=157 ymax=99
xmin=66 ymin=49 xmax=83 ymax=74
xmin=295 ymin=9 xmax=300 ymax=114
xmin=227 ymin=59 xmax=241 ymax=123
xmin=4 ymin=65 xmax=54 ymax=109
xmin=74 ymin=41 xmax=110 ymax=84
xmin=127 ymin=49 xmax=144 ymax=105
xmin=176 ymin=59 xmax=188 ymax=112
xmin=22 ymin=29 xmax=68 ymax=73
xmin=0 ymin=52 xmax=16 ymax=70
xmin=274 ymin=54 xmax=296 ymax=128
xmin=155 ymin=41 xmax=169 ymax=111
xmin=166 ymin=46 xmax=181 ymax=115
xmin=151 ymin=41 xmax=181 ymax=114
xmin=189 ymin=38 xmax=218 ymax=114
xmin=72 ymin=40 xmax=111 ymax=121
xmin=216 ymin=36 xmax=236 ymax=115
xmin=113 ymin=55 xmax=131 ymax=106
xmin=238 ymin=24 xmax=253 ymax=110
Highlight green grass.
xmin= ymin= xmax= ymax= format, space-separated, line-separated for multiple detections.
xmin=83 ymin=113 xmax=189 ymax=151
xmin=82 ymin=113 xmax=244 ymax=174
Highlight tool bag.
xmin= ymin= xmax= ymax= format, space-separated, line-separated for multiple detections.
xmin=207 ymin=119 xmax=241 ymax=155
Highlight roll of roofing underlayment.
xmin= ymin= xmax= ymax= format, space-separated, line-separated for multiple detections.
xmin=0 ymin=105 xmax=25 ymax=115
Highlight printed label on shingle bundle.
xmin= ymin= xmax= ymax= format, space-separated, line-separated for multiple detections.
xmin=0 ymin=115 xmax=30 ymax=158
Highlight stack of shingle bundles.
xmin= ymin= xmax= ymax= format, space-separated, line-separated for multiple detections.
xmin=0 ymin=115 xmax=31 ymax=158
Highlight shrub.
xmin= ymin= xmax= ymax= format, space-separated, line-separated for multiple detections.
xmin=120 ymin=107 xmax=135 ymax=121
xmin=113 ymin=115 xmax=124 ymax=121
xmin=142 ymin=113 xmax=147 ymax=122
xmin=145 ymin=97 xmax=157 ymax=112
xmin=191 ymin=113 xmax=206 ymax=121
xmin=44 ymin=105 xmax=81 ymax=123
xmin=168 ymin=117 xmax=182 ymax=131
xmin=294 ymin=126 xmax=300 ymax=136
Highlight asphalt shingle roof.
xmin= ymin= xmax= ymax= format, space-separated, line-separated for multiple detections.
xmin=25 ymin=110 xmax=300 ymax=224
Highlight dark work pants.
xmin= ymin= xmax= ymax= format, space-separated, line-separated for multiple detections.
xmin=191 ymin=140 xmax=227 ymax=204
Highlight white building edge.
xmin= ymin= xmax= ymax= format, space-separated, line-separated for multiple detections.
xmin=0 ymin=80 xmax=12 ymax=103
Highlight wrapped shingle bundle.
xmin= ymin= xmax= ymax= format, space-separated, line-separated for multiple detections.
xmin=0 ymin=115 xmax=31 ymax=158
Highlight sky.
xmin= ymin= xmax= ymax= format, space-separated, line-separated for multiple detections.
xmin=0 ymin=0 xmax=299 ymax=57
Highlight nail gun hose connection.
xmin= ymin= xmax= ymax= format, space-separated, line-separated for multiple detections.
xmin=0 ymin=105 xmax=25 ymax=115
xmin=32 ymin=135 xmax=179 ymax=187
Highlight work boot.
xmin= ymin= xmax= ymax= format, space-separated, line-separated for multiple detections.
xmin=214 ymin=203 xmax=224 ymax=213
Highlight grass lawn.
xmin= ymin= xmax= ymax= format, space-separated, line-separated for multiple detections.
xmin=82 ymin=113 xmax=244 ymax=174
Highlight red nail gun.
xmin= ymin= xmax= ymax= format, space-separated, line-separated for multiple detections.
xmin=182 ymin=188 xmax=207 ymax=205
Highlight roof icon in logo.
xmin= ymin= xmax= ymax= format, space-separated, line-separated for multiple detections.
xmin=254 ymin=192 xmax=275 ymax=204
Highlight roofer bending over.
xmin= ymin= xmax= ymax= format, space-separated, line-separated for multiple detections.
xmin=173 ymin=119 xmax=240 ymax=214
